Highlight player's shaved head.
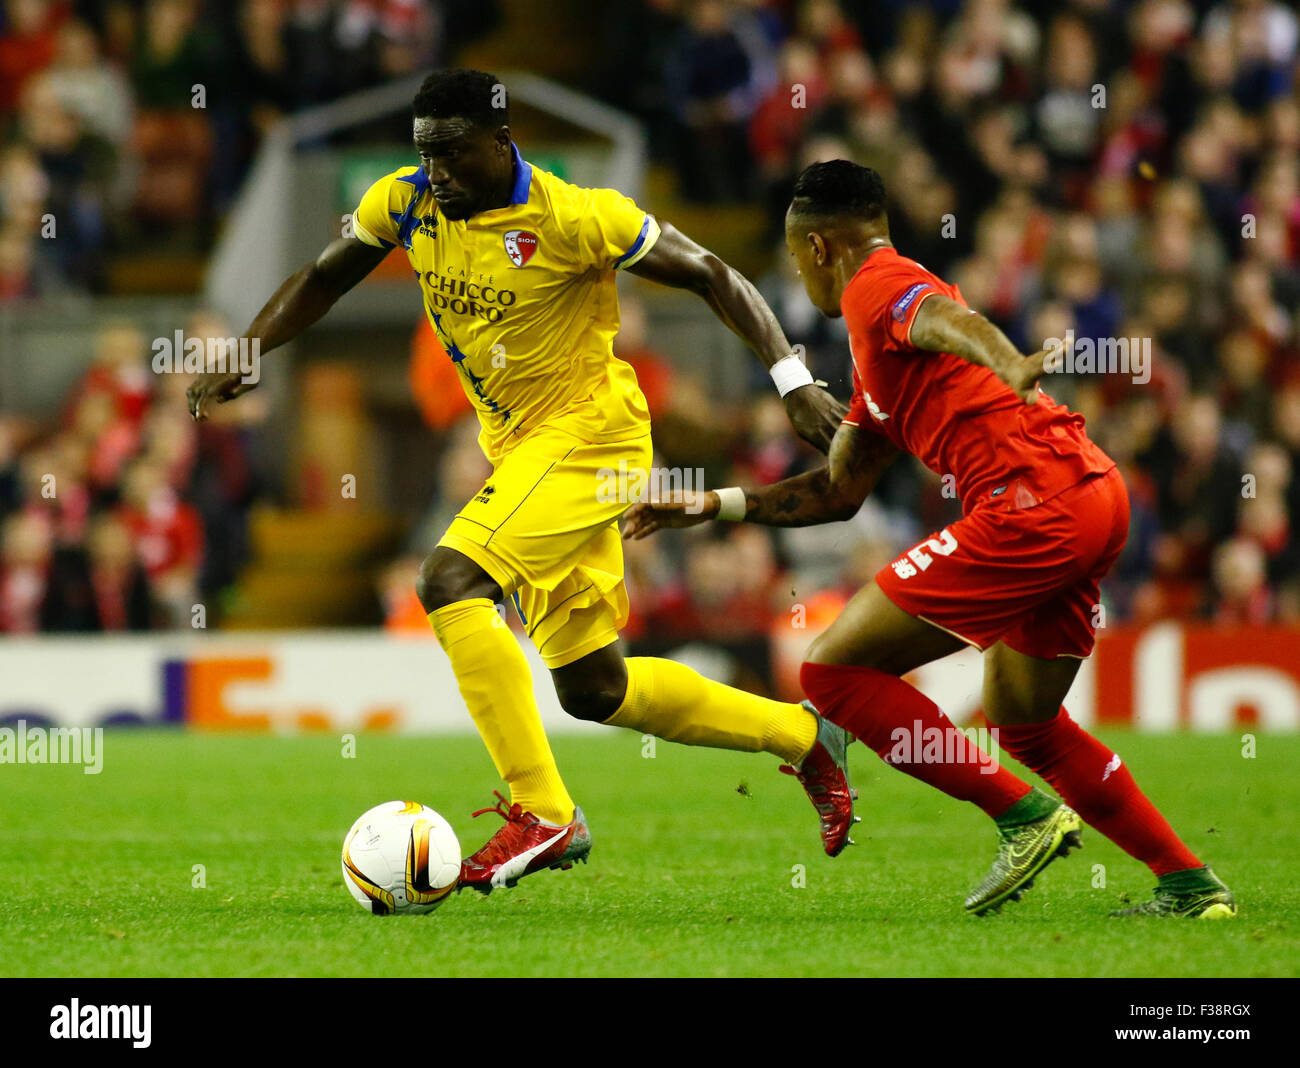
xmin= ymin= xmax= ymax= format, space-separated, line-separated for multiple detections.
xmin=787 ymin=160 xmax=889 ymax=232
xmin=412 ymin=68 xmax=507 ymax=128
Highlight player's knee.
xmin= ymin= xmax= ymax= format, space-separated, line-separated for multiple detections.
xmin=552 ymin=648 xmax=628 ymax=723
xmin=415 ymin=553 xmax=496 ymax=612
xmin=804 ymin=634 xmax=832 ymax=666
xmin=805 ymin=634 xmax=898 ymax=675
xmin=806 ymin=633 xmax=862 ymax=669
xmin=556 ymin=679 xmax=625 ymax=723
xmin=414 ymin=558 xmax=457 ymax=612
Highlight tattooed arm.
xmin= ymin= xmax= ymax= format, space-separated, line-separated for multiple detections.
xmin=622 ymin=424 xmax=898 ymax=538
xmin=739 ymin=423 xmax=897 ymax=525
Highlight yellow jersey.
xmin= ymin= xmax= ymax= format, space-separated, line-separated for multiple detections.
xmin=352 ymin=143 xmax=660 ymax=463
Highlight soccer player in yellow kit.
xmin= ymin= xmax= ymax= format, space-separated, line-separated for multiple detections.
xmin=189 ymin=69 xmax=854 ymax=893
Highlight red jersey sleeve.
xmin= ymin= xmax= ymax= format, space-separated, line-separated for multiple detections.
xmin=844 ymin=256 xmax=946 ymax=351
xmin=882 ymin=278 xmax=939 ymax=348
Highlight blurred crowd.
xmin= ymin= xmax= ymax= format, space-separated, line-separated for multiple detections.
xmin=0 ymin=0 xmax=496 ymax=299
xmin=0 ymin=312 xmax=260 ymax=632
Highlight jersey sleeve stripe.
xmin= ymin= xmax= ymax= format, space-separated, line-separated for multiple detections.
xmin=392 ymin=169 xmax=432 ymax=250
xmin=613 ymin=215 xmax=660 ymax=269
xmin=902 ymin=288 xmax=941 ymax=347
xmin=352 ymin=216 xmax=393 ymax=249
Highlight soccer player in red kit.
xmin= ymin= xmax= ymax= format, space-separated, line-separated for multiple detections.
xmin=626 ymin=160 xmax=1236 ymax=918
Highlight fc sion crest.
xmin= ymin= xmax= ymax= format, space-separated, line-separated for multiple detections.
xmin=504 ymin=229 xmax=538 ymax=267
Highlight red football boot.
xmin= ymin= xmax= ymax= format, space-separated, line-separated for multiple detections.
xmin=458 ymin=791 xmax=592 ymax=894
xmin=779 ymin=701 xmax=860 ymax=857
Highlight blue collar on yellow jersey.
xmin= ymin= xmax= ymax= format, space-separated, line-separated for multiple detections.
xmin=508 ymin=142 xmax=532 ymax=205
xmin=390 ymin=143 xmax=534 ymax=249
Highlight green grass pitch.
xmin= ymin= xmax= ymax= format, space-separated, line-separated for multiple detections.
xmin=1 ymin=729 xmax=1296 ymax=977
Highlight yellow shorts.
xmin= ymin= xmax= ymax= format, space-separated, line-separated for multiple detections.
xmin=438 ymin=424 xmax=653 ymax=670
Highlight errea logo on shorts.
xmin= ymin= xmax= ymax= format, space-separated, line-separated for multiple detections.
xmin=891 ymin=529 xmax=959 ymax=579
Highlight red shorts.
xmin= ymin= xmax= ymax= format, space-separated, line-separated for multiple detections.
xmin=875 ymin=466 xmax=1128 ymax=659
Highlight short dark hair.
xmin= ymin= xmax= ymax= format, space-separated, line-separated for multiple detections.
xmin=412 ymin=68 xmax=507 ymax=127
xmin=789 ymin=160 xmax=888 ymax=224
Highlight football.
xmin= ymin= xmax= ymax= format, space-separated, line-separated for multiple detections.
xmin=341 ymin=801 xmax=462 ymax=915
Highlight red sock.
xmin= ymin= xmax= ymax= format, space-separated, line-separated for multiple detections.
xmin=801 ymin=661 xmax=1030 ymax=818
xmin=998 ymin=708 xmax=1201 ymax=876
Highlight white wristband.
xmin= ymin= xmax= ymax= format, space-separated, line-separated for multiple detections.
xmin=714 ymin=486 xmax=747 ymax=522
xmin=770 ymin=354 xmax=815 ymax=397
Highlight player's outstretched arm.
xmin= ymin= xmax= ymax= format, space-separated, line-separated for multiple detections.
xmin=625 ymin=219 xmax=846 ymax=453
xmin=623 ymin=424 xmax=897 ymax=538
xmin=909 ymin=294 xmax=1052 ymax=405
xmin=188 ymin=237 xmax=389 ymax=420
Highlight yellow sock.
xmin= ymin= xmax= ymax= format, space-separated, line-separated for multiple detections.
xmin=429 ymin=599 xmax=574 ymax=824
xmin=604 ymin=657 xmax=818 ymax=763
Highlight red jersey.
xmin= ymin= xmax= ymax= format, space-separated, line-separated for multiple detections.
xmin=118 ymin=493 xmax=204 ymax=580
xmin=841 ymin=247 xmax=1114 ymax=512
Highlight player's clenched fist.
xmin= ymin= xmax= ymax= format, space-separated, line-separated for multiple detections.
xmin=622 ymin=492 xmax=720 ymax=540
xmin=187 ymin=371 xmax=254 ymax=421
xmin=783 ymin=385 xmax=848 ymax=453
